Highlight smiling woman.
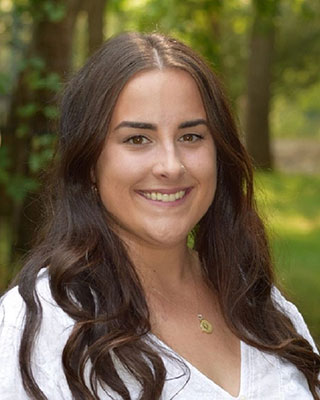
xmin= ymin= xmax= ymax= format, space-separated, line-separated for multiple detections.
xmin=0 ymin=32 xmax=319 ymax=400
xmin=95 ymin=68 xmax=216 ymax=248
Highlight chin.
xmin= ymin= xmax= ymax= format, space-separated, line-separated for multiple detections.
xmin=146 ymin=229 xmax=189 ymax=248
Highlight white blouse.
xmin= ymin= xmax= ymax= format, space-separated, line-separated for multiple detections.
xmin=0 ymin=269 xmax=318 ymax=400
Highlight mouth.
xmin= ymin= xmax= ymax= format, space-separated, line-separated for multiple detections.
xmin=137 ymin=187 xmax=192 ymax=203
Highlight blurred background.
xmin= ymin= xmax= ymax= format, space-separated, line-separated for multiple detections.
xmin=0 ymin=0 xmax=319 ymax=343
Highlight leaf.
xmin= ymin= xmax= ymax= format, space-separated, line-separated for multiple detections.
xmin=43 ymin=1 xmax=66 ymax=22
xmin=6 ymin=175 xmax=39 ymax=202
xmin=17 ymin=103 xmax=38 ymax=118
xmin=43 ymin=105 xmax=59 ymax=119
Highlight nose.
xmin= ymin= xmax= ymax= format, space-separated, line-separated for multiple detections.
xmin=152 ymin=142 xmax=185 ymax=180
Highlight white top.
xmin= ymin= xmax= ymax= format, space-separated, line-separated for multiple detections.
xmin=0 ymin=269 xmax=318 ymax=400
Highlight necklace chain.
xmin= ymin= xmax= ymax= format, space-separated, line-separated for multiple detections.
xmin=150 ymin=250 xmax=213 ymax=334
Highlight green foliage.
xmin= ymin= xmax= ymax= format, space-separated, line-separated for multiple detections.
xmin=29 ymin=133 xmax=56 ymax=173
xmin=255 ymin=172 xmax=320 ymax=344
xmin=253 ymin=0 xmax=278 ymax=17
xmin=275 ymin=0 xmax=320 ymax=95
xmin=42 ymin=0 xmax=66 ymax=22
xmin=0 ymin=72 xmax=11 ymax=95
xmin=14 ymin=0 xmax=66 ymax=22
xmin=5 ymin=174 xmax=39 ymax=202
xmin=272 ymin=83 xmax=320 ymax=139
xmin=24 ymin=56 xmax=62 ymax=92
xmin=0 ymin=145 xmax=39 ymax=202
xmin=17 ymin=103 xmax=38 ymax=118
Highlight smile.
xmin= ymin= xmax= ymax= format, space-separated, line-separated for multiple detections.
xmin=139 ymin=189 xmax=187 ymax=203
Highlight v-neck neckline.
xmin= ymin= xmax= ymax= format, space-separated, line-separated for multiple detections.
xmin=149 ymin=333 xmax=251 ymax=399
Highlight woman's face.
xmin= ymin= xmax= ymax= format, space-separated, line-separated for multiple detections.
xmin=95 ymin=68 xmax=217 ymax=248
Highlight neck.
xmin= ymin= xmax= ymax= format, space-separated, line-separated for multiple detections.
xmin=123 ymin=238 xmax=197 ymax=293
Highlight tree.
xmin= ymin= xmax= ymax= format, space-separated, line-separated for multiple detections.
xmin=245 ymin=0 xmax=279 ymax=169
xmin=85 ymin=0 xmax=108 ymax=55
xmin=1 ymin=0 xmax=107 ymax=274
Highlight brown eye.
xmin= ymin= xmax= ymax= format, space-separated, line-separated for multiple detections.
xmin=179 ymin=134 xmax=203 ymax=143
xmin=125 ymin=135 xmax=150 ymax=145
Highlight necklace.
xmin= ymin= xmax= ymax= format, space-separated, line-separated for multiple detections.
xmin=190 ymin=250 xmax=213 ymax=334
xmin=198 ymin=313 xmax=213 ymax=334
xmin=149 ymin=250 xmax=213 ymax=335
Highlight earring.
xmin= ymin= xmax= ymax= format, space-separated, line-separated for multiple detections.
xmin=91 ymin=184 xmax=98 ymax=194
xmin=180 ymin=163 xmax=186 ymax=171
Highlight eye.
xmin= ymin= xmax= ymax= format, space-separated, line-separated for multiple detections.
xmin=124 ymin=135 xmax=150 ymax=145
xmin=179 ymin=133 xmax=204 ymax=143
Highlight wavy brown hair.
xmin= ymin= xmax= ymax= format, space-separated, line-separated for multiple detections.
xmin=14 ymin=32 xmax=320 ymax=399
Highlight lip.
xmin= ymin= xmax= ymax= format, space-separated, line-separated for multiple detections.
xmin=135 ymin=187 xmax=193 ymax=207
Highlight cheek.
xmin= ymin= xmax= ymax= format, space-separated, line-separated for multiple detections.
xmin=96 ymin=151 xmax=147 ymax=201
xmin=196 ymin=148 xmax=217 ymax=201
xmin=188 ymin=146 xmax=217 ymax=180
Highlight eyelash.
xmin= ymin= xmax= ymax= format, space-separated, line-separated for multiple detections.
xmin=124 ymin=133 xmax=204 ymax=145
xmin=179 ymin=133 xmax=204 ymax=143
xmin=124 ymin=135 xmax=150 ymax=145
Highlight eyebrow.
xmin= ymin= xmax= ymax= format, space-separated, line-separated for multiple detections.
xmin=178 ymin=119 xmax=208 ymax=129
xmin=114 ymin=121 xmax=157 ymax=131
xmin=114 ymin=118 xmax=208 ymax=131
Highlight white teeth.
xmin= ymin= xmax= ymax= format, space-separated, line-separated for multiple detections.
xmin=142 ymin=190 xmax=186 ymax=202
xmin=162 ymin=194 xmax=169 ymax=202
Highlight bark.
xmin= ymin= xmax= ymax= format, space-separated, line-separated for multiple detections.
xmin=4 ymin=0 xmax=83 ymax=260
xmin=3 ymin=0 xmax=107 ymax=264
xmin=85 ymin=0 xmax=108 ymax=55
xmin=245 ymin=3 xmax=277 ymax=169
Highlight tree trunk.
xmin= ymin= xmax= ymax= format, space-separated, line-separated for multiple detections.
xmin=245 ymin=1 xmax=278 ymax=169
xmin=4 ymin=0 xmax=83 ymax=260
xmin=85 ymin=0 xmax=108 ymax=55
xmin=3 ymin=0 xmax=108 ymax=266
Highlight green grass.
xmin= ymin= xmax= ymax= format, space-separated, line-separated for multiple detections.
xmin=255 ymin=172 xmax=320 ymax=347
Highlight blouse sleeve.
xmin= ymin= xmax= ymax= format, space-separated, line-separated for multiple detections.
xmin=0 ymin=272 xmax=75 ymax=399
xmin=0 ymin=286 xmax=29 ymax=399
xmin=271 ymin=286 xmax=319 ymax=355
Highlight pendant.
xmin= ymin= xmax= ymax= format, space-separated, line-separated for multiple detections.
xmin=198 ymin=314 xmax=213 ymax=334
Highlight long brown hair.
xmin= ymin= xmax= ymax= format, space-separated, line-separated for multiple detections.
xmin=15 ymin=32 xmax=320 ymax=399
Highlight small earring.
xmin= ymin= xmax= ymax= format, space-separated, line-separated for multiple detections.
xmin=91 ymin=184 xmax=98 ymax=194
xmin=180 ymin=163 xmax=186 ymax=171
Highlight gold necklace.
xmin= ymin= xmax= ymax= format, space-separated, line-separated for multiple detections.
xmin=189 ymin=249 xmax=213 ymax=334
xmin=150 ymin=251 xmax=213 ymax=335
xmin=197 ymin=313 xmax=213 ymax=334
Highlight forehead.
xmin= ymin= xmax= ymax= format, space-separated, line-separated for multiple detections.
xmin=109 ymin=68 xmax=207 ymax=127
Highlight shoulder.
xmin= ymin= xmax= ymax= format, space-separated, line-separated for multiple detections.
xmin=0 ymin=269 xmax=75 ymax=399
xmin=0 ymin=284 xmax=25 ymax=331
xmin=271 ymin=286 xmax=319 ymax=354
xmin=1 ymin=269 xmax=73 ymax=330
xmin=0 ymin=268 xmax=75 ymax=351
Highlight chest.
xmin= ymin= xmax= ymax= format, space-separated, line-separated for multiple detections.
xmin=155 ymin=339 xmax=313 ymax=400
xmin=151 ymin=305 xmax=241 ymax=397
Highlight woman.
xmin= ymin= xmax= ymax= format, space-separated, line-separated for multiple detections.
xmin=0 ymin=32 xmax=319 ymax=400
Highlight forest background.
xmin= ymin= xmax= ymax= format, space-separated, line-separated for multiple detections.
xmin=0 ymin=0 xmax=319 ymax=344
